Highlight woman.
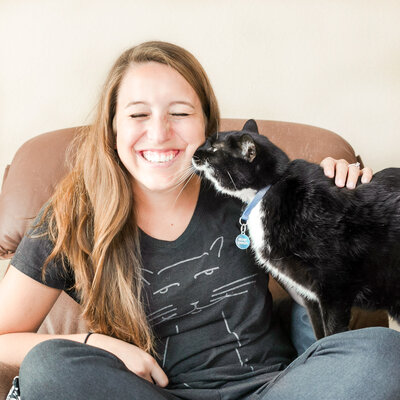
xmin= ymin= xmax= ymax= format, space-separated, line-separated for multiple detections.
xmin=0 ymin=41 xmax=398 ymax=400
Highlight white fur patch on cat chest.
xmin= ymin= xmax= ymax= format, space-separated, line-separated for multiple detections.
xmin=247 ymin=201 xmax=318 ymax=302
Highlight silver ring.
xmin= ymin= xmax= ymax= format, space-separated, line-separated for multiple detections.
xmin=349 ymin=162 xmax=360 ymax=168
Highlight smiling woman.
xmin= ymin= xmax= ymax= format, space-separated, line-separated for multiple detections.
xmin=0 ymin=41 xmax=221 ymax=388
xmin=114 ymin=62 xmax=206 ymax=193
xmin=1 ymin=41 xmax=400 ymax=400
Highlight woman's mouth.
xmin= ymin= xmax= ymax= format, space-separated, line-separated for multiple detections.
xmin=140 ymin=150 xmax=180 ymax=164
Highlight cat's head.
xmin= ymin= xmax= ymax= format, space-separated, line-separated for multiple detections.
xmin=192 ymin=119 xmax=289 ymax=202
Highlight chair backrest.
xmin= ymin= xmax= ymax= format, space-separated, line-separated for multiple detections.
xmin=0 ymin=119 xmax=359 ymax=259
xmin=1 ymin=119 xmax=387 ymax=336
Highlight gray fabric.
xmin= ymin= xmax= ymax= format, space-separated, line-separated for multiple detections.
xmin=255 ymin=327 xmax=400 ymax=400
xmin=18 ymin=328 xmax=400 ymax=400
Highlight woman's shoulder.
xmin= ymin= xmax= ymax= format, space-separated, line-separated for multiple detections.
xmin=10 ymin=201 xmax=76 ymax=297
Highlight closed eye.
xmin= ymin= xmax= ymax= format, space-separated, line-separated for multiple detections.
xmin=194 ymin=267 xmax=219 ymax=279
xmin=130 ymin=113 xmax=148 ymax=118
xmin=170 ymin=113 xmax=189 ymax=117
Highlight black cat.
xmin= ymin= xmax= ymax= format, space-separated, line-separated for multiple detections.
xmin=192 ymin=119 xmax=400 ymax=339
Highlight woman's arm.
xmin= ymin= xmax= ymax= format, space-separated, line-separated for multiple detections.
xmin=0 ymin=266 xmax=68 ymax=365
xmin=0 ymin=266 xmax=168 ymax=386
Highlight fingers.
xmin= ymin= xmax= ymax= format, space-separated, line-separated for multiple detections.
xmin=334 ymin=159 xmax=351 ymax=188
xmin=133 ymin=354 xmax=169 ymax=387
xmin=320 ymin=157 xmax=373 ymax=189
xmin=150 ymin=363 xmax=169 ymax=387
xmin=346 ymin=163 xmax=361 ymax=189
xmin=360 ymin=166 xmax=373 ymax=184
xmin=320 ymin=157 xmax=335 ymax=179
xmin=320 ymin=158 xmax=349 ymax=187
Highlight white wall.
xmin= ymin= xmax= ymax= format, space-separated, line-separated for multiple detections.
xmin=1 ymin=0 xmax=399 ymax=179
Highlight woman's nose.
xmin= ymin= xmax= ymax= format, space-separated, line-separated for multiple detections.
xmin=147 ymin=116 xmax=172 ymax=144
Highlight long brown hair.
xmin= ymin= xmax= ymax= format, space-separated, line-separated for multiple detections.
xmin=41 ymin=41 xmax=220 ymax=352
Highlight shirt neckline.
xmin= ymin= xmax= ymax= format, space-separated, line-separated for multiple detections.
xmin=139 ymin=179 xmax=208 ymax=251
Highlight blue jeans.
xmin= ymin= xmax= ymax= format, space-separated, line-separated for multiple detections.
xmin=18 ymin=315 xmax=400 ymax=400
xmin=290 ymin=301 xmax=317 ymax=355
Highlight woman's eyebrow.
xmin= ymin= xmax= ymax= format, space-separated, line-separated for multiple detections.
xmin=169 ymin=101 xmax=195 ymax=108
xmin=125 ymin=101 xmax=148 ymax=109
xmin=124 ymin=100 xmax=195 ymax=109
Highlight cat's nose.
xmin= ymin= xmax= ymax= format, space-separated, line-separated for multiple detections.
xmin=196 ymin=140 xmax=211 ymax=152
xmin=192 ymin=148 xmax=207 ymax=167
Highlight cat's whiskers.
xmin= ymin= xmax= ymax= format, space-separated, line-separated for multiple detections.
xmin=173 ymin=164 xmax=194 ymax=182
xmin=173 ymin=171 xmax=196 ymax=206
xmin=226 ymin=171 xmax=238 ymax=191
xmin=166 ymin=165 xmax=198 ymax=205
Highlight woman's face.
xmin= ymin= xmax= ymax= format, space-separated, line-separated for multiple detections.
xmin=115 ymin=62 xmax=206 ymax=193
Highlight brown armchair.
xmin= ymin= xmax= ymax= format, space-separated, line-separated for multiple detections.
xmin=0 ymin=119 xmax=388 ymax=397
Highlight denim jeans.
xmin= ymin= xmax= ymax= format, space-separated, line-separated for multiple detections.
xmin=290 ymin=301 xmax=317 ymax=355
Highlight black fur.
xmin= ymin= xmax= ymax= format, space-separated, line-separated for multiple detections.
xmin=192 ymin=119 xmax=400 ymax=338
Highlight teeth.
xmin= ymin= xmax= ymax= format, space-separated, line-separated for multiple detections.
xmin=142 ymin=151 xmax=177 ymax=163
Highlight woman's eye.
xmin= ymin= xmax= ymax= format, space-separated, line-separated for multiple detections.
xmin=130 ymin=113 xmax=148 ymax=118
xmin=171 ymin=113 xmax=189 ymax=117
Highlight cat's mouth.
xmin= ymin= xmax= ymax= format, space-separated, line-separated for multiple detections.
xmin=139 ymin=150 xmax=180 ymax=164
xmin=191 ymin=157 xmax=208 ymax=172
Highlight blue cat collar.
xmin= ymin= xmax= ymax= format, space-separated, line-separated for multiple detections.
xmin=239 ymin=185 xmax=271 ymax=223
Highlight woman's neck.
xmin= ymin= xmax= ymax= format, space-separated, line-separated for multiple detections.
xmin=133 ymin=176 xmax=201 ymax=241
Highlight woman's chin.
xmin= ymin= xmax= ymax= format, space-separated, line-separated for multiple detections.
xmin=136 ymin=173 xmax=200 ymax=195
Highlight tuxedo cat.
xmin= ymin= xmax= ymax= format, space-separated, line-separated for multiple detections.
xmin=192 ymin=119 xmax=400 ymax=339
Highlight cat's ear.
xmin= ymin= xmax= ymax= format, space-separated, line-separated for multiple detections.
xmin=242 ymin=119 xmax=259 ymax=134
xmin=239 ymin=134 xmax=257 ymax=162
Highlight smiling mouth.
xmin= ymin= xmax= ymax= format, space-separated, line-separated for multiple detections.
xmin=141 ymin=150 xmax=180 ymax=163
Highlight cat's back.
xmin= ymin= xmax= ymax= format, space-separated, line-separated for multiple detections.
xmin=367 ymin=167 xmax=400 ymax=190
xmin=354 ymin=167 xmax=400 ymax=208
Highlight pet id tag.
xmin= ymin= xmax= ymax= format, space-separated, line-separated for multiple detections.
xmin=236 ymin=221 xmax=250 ymax=250
xmin=236 ymin=233 xmax=250 ymax=250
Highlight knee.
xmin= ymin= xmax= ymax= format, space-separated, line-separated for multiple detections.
xmin=19 ymin=340 xmax=69 ymax=388
xmin=344 ymin=328 xmax=400 ymax=394
xmin=359 ymin=328 xmax=400 ymax=396
xmin=314 ymin=328 xmax=400 ymax=398
xmin=19 ymin=339 xmax=93 ymax=397
xmin=331 ymin=327 xmax=400 ymax=364
xmin=363 ymin=327 xmax=400 ymax=365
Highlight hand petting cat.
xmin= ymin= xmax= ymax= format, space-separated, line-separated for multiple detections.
xmin=320 ymin=157 xmax=373 ymax=189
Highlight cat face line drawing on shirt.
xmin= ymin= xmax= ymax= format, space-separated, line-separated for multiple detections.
xmin=142 ymin=236 xmax=257 ymax=327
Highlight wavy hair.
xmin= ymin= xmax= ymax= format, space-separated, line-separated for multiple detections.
xmin=40 ymin=41 xmax=220 ymax=352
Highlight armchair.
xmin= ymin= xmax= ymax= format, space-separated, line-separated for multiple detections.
xmin=0 ymin=119 xmax=389 ymax=398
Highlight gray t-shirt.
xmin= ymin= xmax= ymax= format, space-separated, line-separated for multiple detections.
xmin=11 ymin=181 xmax=295 ymax=391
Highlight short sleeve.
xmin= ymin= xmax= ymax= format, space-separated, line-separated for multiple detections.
xmin=10 ymin=209 xmax=77 ymax=301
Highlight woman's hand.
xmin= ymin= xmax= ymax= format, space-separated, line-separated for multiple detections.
xmin=320 ymin=157 xmax=373 ymax=189
xmin=88 ymin=333 xmax=169 ymax=387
